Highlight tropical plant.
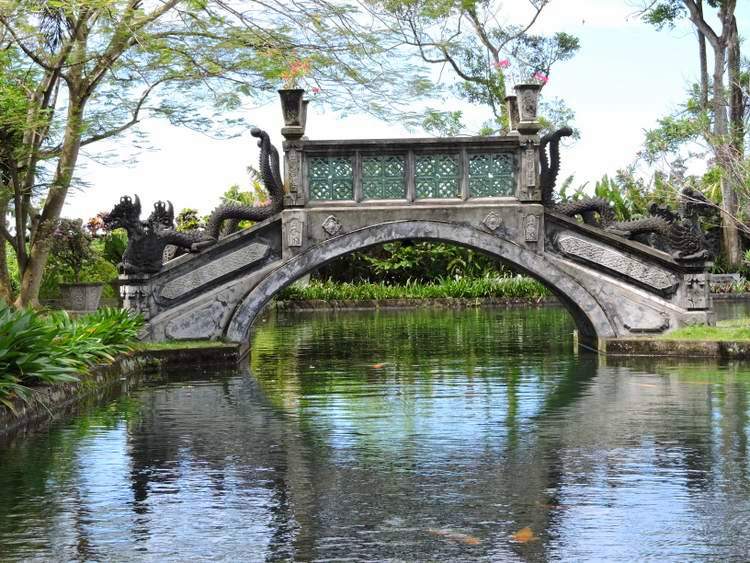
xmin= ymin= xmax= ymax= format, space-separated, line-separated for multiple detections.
xmin=0 ymin=302 xmax=143 ymax=412
xmin=278 ymin=276 xmax=549 ymax=301
xmin=314 ymin=241 xmax=509 ymax=284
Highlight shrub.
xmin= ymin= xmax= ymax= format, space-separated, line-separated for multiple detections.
xmin=0 ymin=302 xmax=144 ymax=412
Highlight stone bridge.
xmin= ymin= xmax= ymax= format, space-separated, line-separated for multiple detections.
xmin=120 ymin=94 xmax=713 ymax=352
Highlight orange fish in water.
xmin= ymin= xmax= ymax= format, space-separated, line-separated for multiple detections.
xmin=511 ymin=527 xmax=537 ymax=543
xmin=427 ymin=528 xmax=481 ymax=545
xmin=371 ymin=363 xmax=386 ymax=369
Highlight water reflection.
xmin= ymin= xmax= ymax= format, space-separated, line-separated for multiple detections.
xmin=1 ymin=307 xmax=750 ymax=560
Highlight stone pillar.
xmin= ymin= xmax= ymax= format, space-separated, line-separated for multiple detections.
xmin=119 ymin=274 xmax=155 ymax=321
xmin=279 ymin=90 xmax=308 ymax=208
xmin=681 ymin=270 xmax=712 ymax=310
xmin=282 ymin=140 xmax=306 ymax=207
xmin=518 ymin=138 xmax=541 ymax=202
xmin=514 ymin=83 xmax=542 ymax=203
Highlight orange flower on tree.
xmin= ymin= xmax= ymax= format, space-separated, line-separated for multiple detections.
xmin=281 ymin=58 xmax=312 ymax=89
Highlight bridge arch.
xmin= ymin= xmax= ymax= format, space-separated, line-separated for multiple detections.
xmin=224 ymin=219 xmax=617 ymax=347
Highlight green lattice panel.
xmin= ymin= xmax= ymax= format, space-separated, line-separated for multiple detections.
xmin=468 ymin=153 xmax=515 ymax=197
xmin=362 ymin=155 xmax=406 ymax=199
xmin=308 ymin=156 xmax=354 ymax=200
xmin=415 ymin=154 xmax=460 ymax=198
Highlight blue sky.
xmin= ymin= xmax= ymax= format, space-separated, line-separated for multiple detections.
xmin=63 ymin=0 xmax=749 ymax=220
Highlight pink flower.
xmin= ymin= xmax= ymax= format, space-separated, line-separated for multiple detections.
xmin=533 ymin=71 xmax=549 ymax=84
xmin=493 ymin=58 xmax=511 ymax=70
xmin=311 ymin=86 xmax=321 ymax=94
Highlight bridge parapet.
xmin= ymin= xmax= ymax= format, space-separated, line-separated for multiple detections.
xmin=282 ymin=134 xmax=542 ymax=208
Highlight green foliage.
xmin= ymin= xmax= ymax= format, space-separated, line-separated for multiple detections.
xmin=315 ymin=241 xmax=508 ymax=284
xmin=176 ymin=208 xmax=204 ymax=232
xmin=6 ymin=244 xmax=19 ymax=296
xmin=49 ymin=219 xmax=93 ymax=283
xmin=277 ymin=276 xmax=549 ymax=301
xmin=0 ymin=303 xmax=143 ymax=412
xmin=642 ymin=113 xmax=708 ymax=162
xmin=39 ymin=219 xmax=118 ymax=298
xmin=662 ymin=317 xmax=750 ymax=342
xmin=422 ymin=109 xmax=464 ymax=136
xmin=641 ymin=1 xmax=687 ymax=29
xmin=100 ymin=230 xmax=127 ymax=269
xmin=49 ymin=308 xmax=144 ymax=367
xmin=559 ymin=169 xmax=680 ymax=221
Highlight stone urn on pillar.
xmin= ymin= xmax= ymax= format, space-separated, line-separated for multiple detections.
xmin=278 ymin=89 xmax=306 ymax=140
xmin=514 ymin=83 xmax=543 ymax=135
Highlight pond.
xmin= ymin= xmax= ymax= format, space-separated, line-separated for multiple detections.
xmin=2 ymin=306 xmax=750 ymax=561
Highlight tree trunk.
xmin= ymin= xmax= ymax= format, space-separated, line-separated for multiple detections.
xmin=727 ymin=16 xmax=744 ymax=156
xmin=704 ymin=28 xmax=742 ymax=267
xmin=697 ymin=0 xmax=709 ymax=111
xmin=15 ymin=100 xmax=86 ymax=308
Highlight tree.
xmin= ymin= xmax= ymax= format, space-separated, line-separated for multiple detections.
xmin=641 ymin=0 xmax=747 ymax=266
xmin=0 ymin=0 xmax=430 ymax=307
xmin=363 ymin=0 xmax=580 ymax=134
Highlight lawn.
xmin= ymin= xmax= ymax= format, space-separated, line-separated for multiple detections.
xmin=662 ymin=318 xmax=750 ymax=341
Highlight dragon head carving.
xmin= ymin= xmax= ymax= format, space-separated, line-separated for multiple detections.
xmin=102 ymin=195 xmax=142 ymax=232
xmin=147 ymin=200 xmax=175 ymax=230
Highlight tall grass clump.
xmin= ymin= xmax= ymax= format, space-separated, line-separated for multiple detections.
xmin=278 ymin=276 xmax=550 ymax=301
xmin=0 ymin=302 xmax=143 ymax=411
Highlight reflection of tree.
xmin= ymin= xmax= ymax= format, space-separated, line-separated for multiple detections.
xmin=0 ymin=394 xmax=142 ymax=558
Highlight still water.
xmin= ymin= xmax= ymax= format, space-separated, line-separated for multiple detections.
xmin=2 ymin=306 xmax=750 ymax=561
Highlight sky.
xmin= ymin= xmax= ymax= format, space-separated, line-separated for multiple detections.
xmin=62 ymin=0 xmax=749 ymax=220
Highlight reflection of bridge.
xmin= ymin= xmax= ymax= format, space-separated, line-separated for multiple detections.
xmin=120 ymin=100 xmax=712 ymax=351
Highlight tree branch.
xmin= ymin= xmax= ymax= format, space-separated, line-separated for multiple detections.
xmin=683 ymin=0 xmax=720 ymax=47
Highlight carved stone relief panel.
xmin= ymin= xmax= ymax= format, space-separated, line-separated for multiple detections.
xmin=159 ymin=242 xmax=270 ymax=300
xmin=524 ymin=214 xmax=539 ymax=242
xmin=287 ymin=216 xmax=304 ymax=247
xmin=285 ymin=143 xmax=302 ymax=195
xmin=555 ymin=234 xmax=679 ymax=293
xmin=322 ymin=215 xmax=343 ymax=236
xmin=685 ymin=273 xmax=710 ymax=309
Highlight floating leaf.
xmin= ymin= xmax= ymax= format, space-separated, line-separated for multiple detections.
xmin=511 ymin=527 xmax=537 ymax=543
xmin=371 ymin=363 xmax=385 ymax=369
xmin=427 ymin=528 xmax=481 ymax=545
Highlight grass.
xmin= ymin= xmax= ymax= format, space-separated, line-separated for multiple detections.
xmin=662 ymin=318 xmax=750 ymax=341
xmin=276 ymin=276 xmax=550 ymax=302
xmin=136 ymin=340 xmax=236 ymax=351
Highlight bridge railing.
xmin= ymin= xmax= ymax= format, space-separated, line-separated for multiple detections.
xmin=282 ymin=135 xmax=542 ymax=208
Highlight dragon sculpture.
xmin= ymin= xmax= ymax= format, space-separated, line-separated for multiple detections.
xmin=102 ymin=196 xmax=202 ymax=274
xmin=104 ymin=127 xmax=285 ymax=274
xmin=540 ymin=127 xmax=718 ymax=263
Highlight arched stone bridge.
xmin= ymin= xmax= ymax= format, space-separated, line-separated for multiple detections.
xmin=120 ymin=127 xmax=712 ymax=352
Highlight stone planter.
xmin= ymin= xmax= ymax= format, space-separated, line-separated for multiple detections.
xmin=278 ymin=88 xmax=305 ymax=127
xmin=514 ymin=83 xmax=543 ymax=134
xmin=60 ymin=283 xmax=104 ymax=312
